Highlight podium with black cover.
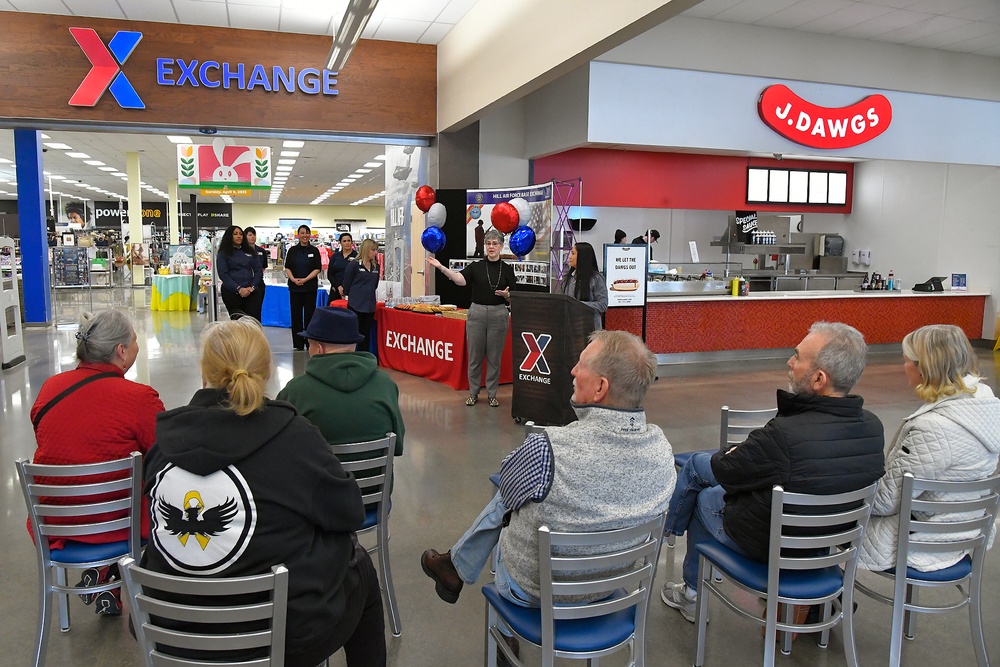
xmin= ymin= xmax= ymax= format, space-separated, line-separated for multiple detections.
xmin=510 ymin=292 xmax=596 ymax=426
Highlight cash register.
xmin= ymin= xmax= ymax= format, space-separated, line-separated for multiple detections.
xmin=912 ymin=276 xmax=946 ymax=292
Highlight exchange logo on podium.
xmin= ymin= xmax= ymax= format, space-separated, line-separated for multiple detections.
xmin=520 ymin=333 xmax=552 ymax=375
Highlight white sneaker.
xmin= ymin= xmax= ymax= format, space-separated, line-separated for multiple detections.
xmin=661 ymin=581 xmax=697 ymax=623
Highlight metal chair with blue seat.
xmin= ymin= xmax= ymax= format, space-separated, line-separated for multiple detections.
xmin=16 ymin=451 xmax=143 ymax=667
xmin=667 ymin=405 xmax=777 ymax=548
xmin=120 ymin=555 xmax=289 ymax=667
xmin=853 ymin=472 xmax=1000 ymax=667
xmin=329 ymin=433 xmax=402 ymax=637
xmin=692 ymin=482 xmax=877 ymax=667
xmin=482 ymin=511 xmax=667 ymax=667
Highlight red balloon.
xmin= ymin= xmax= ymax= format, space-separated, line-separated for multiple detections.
xmin=415 ymin=185 xmax=436 ymax=213
xmin=490 ymin=201 xmax=519 ymax=233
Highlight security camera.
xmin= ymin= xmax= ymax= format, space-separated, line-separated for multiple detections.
xmin=773 ymin=153 xmax=783 ymax=161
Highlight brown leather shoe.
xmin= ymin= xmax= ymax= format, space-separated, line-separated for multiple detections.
xmin=421 ymin=549 xmax=464 ymax=603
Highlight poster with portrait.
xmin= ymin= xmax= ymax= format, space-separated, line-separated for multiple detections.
xmin=465 ymin=184 xmax=552 ymax=265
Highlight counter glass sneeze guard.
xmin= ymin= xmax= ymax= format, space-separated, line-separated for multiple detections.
xmin=646 ymin=262 xmax=742 ymax=296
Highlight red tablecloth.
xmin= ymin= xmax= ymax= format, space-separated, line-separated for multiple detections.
xmin=375 ymin=305 xmax=512 ymax=391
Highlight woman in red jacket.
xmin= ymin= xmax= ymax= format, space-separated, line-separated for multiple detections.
xmin=28 ymin=309 xmax=164 ymax=614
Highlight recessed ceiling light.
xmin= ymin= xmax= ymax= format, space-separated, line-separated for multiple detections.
xmin=40 ymin=133 xmax=50 ymax=139
xmin=99 ymin=166 xmax=117 ymax=171
xmin=364 ymin=162 xmax=382 ymax=168
xmin=373 ymin=154 xmax=387 ymax=161
xmin=279 ymin=151 xmax=300 ymax=157
xmin=43 ymin=143 xmax=72 ymax=150
xmin=111 ymin=172 xmax=127 ymax=177
xmin=167 ymin=136 xmax=194 ymax=144
xmin=84 ymin=160 xmax=105 ymax=166
xmin=282 ymin=140 xmax=305 ymax=148
xmin=343 ymin=177 xmax=357 ymax=182
xmin=278 ymin=159 xmax=296 ymax=165
xmin=66 ymin=152 xmax=91 ymax=159
xmin=0 ymin=158 xmax=13 ymax=164
xmin=355 ymin=169 xmax=372 ymax=174
xmin=276 ymin=167 xmax=293 ymax=173
xmin=120 ymin=176 xmax=129 ymax=180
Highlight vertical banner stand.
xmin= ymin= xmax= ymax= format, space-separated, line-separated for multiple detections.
xmin=550 ymin=179 xmax=582 ymax=288
xmin=0 ymin=236 xmax=26 ymax=369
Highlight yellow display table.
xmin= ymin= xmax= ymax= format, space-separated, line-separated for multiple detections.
xmin=151 ymin=274 xmax=195 ymax=311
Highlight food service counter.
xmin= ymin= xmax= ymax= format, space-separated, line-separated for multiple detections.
xmin=605 ymin=290 xmax=988 ymax=355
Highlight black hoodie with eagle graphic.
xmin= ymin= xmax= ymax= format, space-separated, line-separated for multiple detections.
xmin=140 ymin=388 xmax=364 ymax=666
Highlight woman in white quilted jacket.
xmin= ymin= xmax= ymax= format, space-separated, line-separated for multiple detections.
xmin=859 ymin=324 xmax=1000 ymax=572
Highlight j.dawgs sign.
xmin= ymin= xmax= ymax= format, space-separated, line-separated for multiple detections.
xmin=758 ymin=84 xmax=892 ymax=149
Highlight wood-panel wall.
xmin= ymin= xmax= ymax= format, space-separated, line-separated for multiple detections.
xmin=0 ymin=13 xmax=436 ymax=137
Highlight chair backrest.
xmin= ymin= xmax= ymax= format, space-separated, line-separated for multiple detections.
xmin=120 ymin=556 xmax=289 ymax=667
xmin=895 ymin=472 xmax=1000 ymax=574
xmin=765 ymin=482 xmax=877 ymax=600
xmin=537 ymin=512 xmax=667 ymax=650
xmin=328 ymin=433 xmax=396 ymax=523
xmin=719 ymin=405 xmax=778 ymax=451
xmin=16 ymin=451 xmax=143 ymax=562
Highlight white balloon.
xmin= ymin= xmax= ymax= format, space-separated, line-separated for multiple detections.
xmin=509 ymin=197 xmax=531 ymax=226
xmin=427 ymin=202 xmax=447 ymax=228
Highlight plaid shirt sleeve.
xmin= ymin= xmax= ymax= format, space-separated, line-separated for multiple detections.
xmin=498 ymin=432 xmax=554 ymax=511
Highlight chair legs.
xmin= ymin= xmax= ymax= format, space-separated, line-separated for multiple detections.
xmin=375 ymin=525 xmax=402 ymax=637
xmin=33 ymin=565 xmax=53 ymax=667
xmin=55 ymin=567 xmax=71 ymax=632
xmin=970 ymin=579 xmax=989 ymax=667
xmin=693 ymin=555 xmax=710 ymax=667
xmin=484 ymin=601 xmax=498 ymax=667
xmin=842 ymin=588 xmax=861 ymax=667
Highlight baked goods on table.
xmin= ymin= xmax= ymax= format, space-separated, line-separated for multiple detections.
xmin=393 ymin=303 xmax=458 ymax=314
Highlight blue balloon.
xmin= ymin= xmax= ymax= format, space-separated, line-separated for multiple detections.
xmin=509 ymin=226 xmax=536 ymax=257
xmin=421 ymin=226 xmax=446 ymax=254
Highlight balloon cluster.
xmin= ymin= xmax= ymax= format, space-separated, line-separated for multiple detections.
xmin=416 ymin=185 xmax=447 ymax=254
xmin=416 ymin=186 xmax=537 ymax=258
xmin=490 ymin=197 xmax=535 ymax=257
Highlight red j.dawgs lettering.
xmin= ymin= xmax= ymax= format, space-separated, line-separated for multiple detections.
xmin=757 ymin=84 xmax=892 ymax=149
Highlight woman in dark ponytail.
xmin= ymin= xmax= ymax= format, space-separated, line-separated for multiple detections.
xmin=558 ymin=242 xmax=607 ymax=330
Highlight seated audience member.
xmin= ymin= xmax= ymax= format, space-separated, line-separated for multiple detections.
xmin=27 ymin=309 xmax=164 ymax=615
xmin=277 ymin=307 xmax=404 ymax=470
xmin=421 ymin=330 xmax=675 ymax=628
xmin=661 ymin=321 xmax=886 ymax=622
xmin=141 ymin=318 xmax=386 ymax=667
xmin=860 ymin=324 xmax=1000 ymax=572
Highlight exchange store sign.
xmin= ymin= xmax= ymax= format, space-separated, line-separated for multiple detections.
xmin=757 ymin=84 xmax=892 ymax=149
xmin=68 ymin=26 xmax=337 ymax=110
xmin=604 ymin=244 xmax=647 ymax=307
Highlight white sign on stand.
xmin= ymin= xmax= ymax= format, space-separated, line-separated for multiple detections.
xmin=0 ymin=236 xmax=25 ymax=370
xmin=603 ymin=244 xmax=648 ymax=307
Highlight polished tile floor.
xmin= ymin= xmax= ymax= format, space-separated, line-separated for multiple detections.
xmin=2 ymin=289 xmax=998 ymax=666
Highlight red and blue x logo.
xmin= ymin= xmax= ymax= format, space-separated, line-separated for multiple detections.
xmin=69 ymin=27 xmax=145 ymax=109
xmin=520 ymin=333 xmax=552 ymax=375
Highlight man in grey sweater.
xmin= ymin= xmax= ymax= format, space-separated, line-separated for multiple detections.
xmin=421 ymin=330 xmax=676 ymax=611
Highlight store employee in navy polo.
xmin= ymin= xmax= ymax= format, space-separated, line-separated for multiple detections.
xmin=284 ymin=224 xmax=322 ymax=351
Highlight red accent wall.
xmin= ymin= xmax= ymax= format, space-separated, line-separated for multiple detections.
xmin=533 ymin=148 xmax=853 ymax=213
xmin=606 ymin=295 xmax=985 ymax=354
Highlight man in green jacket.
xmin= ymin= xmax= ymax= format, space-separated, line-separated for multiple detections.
xmin=277 ymin=307 xmax=405 ymax=463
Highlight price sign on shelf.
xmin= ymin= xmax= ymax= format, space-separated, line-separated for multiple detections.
xmin=603 ymin=244 xmax=647 ymax=307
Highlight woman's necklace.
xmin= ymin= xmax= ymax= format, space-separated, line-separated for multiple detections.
xmin=486 ymin=259 xmax=502 ymax=291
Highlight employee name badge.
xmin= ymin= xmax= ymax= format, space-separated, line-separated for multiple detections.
xmin=604 ymin=244 xmax=647 ymax=307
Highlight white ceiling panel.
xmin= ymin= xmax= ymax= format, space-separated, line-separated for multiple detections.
xmin=279 ymin=7 xmax=335 ymax=35
xmin=418 ymin=21 xmax=452 ymax=45
xmin=228 ymin=3 xmax=280 ymax=31
xmin=378 ymin=0 xmax=449 ymax=23
xmin=172 ymin=0 xmax=230 ymax=27
xmin=949 ymin=1 xmax=1000 ymax=23
xmin=906 ymin=0 xmax=984 ymax=14
xmin=436 ymin=0 xmax=479 ymax=24
xmin=974 ymin=42 xmax=1000 ymax=56
xmin=834 ymin=8 xmax=930 ymax=39
xmin=679 ymin=0 xmax=741 ymax=20
xmin=372 ymin=17 xmax=431 ymax=42
xmin=799 ymin=3 xmax=895 ymax=33
xmin=360 ymin=16 xmax=382 ymax=39
xmin=62 ymin=0 xmax=126 ymax=19
xmin=9 ymin=0 xmax=71 ymax=13
xmin=227 ymin=0 xmax=279 ymax=7
xmin=874 ymin=13 xmax=968 ymax=43
xmin=754 ymin=0 xmax=856 ymax=30
xmin=713 ymin=0 xmax=802 ymax=24
xmin=946 ymin=27 xmax=1000 ymax=52
xmin=117 ymin=0 xmax=179 ymax=22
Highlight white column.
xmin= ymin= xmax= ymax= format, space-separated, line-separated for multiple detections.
xmin=167 ymin=179 xmax=179 ymax=245
xmin=126 ymin=152 xmax=144 ymax=286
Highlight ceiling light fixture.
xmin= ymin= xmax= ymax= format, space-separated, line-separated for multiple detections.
xmin=66 ymin=152 xmax=91 ymax=159
xmin=168 ymin=136 xmax=194 ymax=143
xmin=43 ymin=143 xmax=72 ymax=150
xmin=84 ymin=160 xmax=105 ymax=166
xmin=326 ymin=0 xmax=379 ymax=72
xmin=280 ymin=151 xmax=300 ymax=157
xmin=278 ymin=159 xmax=297 ymax=165
xmin=283 ymin=140 xmax=304 ymax=148
xmin=364 ymin=162 xmax=382 ymax=168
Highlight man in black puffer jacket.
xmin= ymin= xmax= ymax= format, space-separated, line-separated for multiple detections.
xmin=661 ymin=321 xmax=885 ymax=622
